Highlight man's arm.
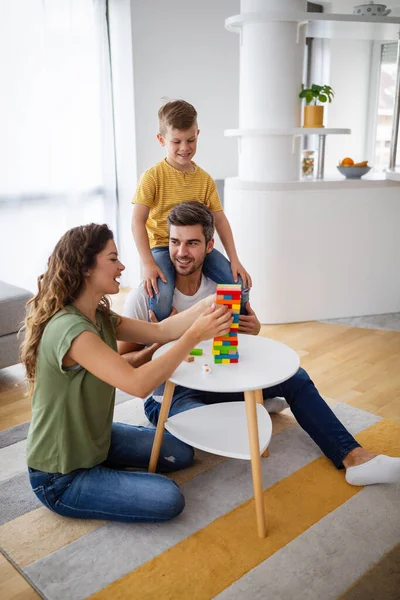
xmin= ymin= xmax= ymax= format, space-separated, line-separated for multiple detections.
xmin=117 ymin=307 xmax=177 ymax=367
xmin=118 ymin=340 xmax=160 ymax=368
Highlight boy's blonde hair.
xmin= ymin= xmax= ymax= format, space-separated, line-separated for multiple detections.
xmin=158 ymin=100 xmax=197 ymax=136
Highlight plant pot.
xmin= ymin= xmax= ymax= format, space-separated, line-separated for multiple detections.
xmin=303 ymin=105 xmax=324 ymax=128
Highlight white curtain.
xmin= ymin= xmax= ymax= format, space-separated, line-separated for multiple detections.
xmin=0 ymin=0 xmax=117 ymax=292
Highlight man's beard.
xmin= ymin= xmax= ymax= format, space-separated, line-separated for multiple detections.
xmin=172 ymin=254 xmax=206 ymax=277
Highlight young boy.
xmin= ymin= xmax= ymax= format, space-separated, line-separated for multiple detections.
xmin=131 ymin=99 xmax=251 ymax=321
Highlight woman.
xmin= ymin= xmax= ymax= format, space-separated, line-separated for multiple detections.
xmin=22 ymin=223 xmax=232 ymax=523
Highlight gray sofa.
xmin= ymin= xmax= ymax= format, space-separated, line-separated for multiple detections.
xmin=0 ymin=281 xmax=33 ymax=369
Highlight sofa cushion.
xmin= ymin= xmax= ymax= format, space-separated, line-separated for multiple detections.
xmin=0 ymin=281 xmax=33 ymax=337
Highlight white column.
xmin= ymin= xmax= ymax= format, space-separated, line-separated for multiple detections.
xmin=228 ymin=0 xmax=307 ymax=182
xmin=224 ymin=1 xmax=306 ymax=321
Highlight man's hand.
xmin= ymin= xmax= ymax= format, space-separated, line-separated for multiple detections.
xmin=143 ymin=263 xmax=167 ymax=298
xmin=230 ymin=259 xmax=252 ymax=290
xmin=148 ymin=306 xmax=178 ymax=324
xmin=238 ymin=302 xmax=261 ymax=335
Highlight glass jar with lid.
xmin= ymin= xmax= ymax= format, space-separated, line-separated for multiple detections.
xmin=301 ymin=150 xmax=315 ymax=180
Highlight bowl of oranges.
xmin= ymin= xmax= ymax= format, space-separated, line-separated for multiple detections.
xmin=337 ymin=158 xmax=371 ymax=179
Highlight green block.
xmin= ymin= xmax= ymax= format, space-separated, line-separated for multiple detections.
xmin=214 ymin=358 xmax=222 ymax=364
xmin=190 ymin=348 xmax=203 ymax=356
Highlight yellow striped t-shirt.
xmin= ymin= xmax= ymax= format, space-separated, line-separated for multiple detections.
xmin=132 ymin=159 xmax=223 ymax=249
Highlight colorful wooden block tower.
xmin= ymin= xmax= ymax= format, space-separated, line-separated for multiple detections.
xmin=212 ymin=284 xmax=241 ymax=364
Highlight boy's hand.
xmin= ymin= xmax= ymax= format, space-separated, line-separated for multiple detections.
xmin=230 ymin=259 xmax=252 ymax=290
xmin=238 ymin=302 xmax=261 ymax=335
xmin=143 ymin=264 xmax=167 ymax=298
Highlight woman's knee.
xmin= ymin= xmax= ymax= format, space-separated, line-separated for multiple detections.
xmin=176 ymin=443 xmax=195 ymax=468
xmin=162 ymin=435 xmax=195 ymax=469
xmin=158 ymin=479 xmax=186 ymax=520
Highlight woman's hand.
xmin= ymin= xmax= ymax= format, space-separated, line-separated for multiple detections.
xmin=188 ymin=303 xmax=232 ymax=344
xmin=199 ymin=293 xmax=217 ymax=311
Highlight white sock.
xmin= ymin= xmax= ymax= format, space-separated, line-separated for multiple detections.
xmin=264 ymin=397 xmax=289 ymax=414
xmin=345 ymin=454 xmax=400 ymax=486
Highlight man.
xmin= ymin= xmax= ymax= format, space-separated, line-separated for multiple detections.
xmin=119 ymin=202 xmax=400 ymax=486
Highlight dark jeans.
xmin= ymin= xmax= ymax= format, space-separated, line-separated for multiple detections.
xmin=28 ymin=423 xmax=194 ymax=523
xmin=150 ymin=246 xmax=250 ymax=321
xmin=145 ymin=368 xmax=361 ymax=469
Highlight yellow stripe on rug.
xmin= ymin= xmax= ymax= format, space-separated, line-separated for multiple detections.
xmin=90 ymin=419 xmax=400 ymax=600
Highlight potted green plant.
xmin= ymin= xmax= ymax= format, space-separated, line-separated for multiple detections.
xmin=299 ymin=84 xmax=334 ymax=128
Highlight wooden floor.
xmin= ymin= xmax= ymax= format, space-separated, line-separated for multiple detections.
xmin=1 ymin=289 xmax=399 ymax=599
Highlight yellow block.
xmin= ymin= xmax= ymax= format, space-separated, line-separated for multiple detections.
xmin=230 ymin=323 xmax=239 ymax=329
xmin=222 ymin=359 xmax=231 ymax=364
xmin=212 ymin=350 xmax=220 ymax=355
xmin=213 ymin=341 xmax=222 ymax=346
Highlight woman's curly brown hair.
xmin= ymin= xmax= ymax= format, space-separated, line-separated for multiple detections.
xmin=20 ymin=223 xmax=114 ymax=395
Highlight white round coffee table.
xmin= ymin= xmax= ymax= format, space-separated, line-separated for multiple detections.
xmin=149 ymin=334 xmax=300 ymax=537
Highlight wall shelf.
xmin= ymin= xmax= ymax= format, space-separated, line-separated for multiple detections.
xmin=224 ymin=128 xmax=351 ymax=179
xmin=385 ymin=169 xmax=400 ymax=182
xmin=224 ymin=128 xmax=351 ymax=137
xmin=226 ymin=12 xmax=400 ymax=41
xmin=225 ymin=175 xmax=399 ymax=191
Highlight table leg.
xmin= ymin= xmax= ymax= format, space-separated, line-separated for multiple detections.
xmin=148 ymin=380 xmax=176 ymax=473
xmin=254 ymin=389 xmax=270 ymax=458
xmin=244 ymin=390 xmax=267 ymax=538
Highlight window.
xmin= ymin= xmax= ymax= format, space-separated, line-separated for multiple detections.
xmin=373 ymin=42 xmax=399 ymax=171
xmin=0 ymin=0 xmax=117 ymax=291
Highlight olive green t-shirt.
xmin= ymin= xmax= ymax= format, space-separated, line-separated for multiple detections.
xmin=26 ymin=306 xmax=119 ymax=474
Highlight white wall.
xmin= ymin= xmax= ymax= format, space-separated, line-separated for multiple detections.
xmin=130 ymin=0 xmax=240 ymax=180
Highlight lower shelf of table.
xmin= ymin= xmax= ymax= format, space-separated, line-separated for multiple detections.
xmin=164 ymin=402 xmax=272 ymax=460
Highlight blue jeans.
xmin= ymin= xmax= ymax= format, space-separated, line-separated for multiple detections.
xmin=28 ymin=423 xmax=194 ymax=523
xmin=144 ymin=368 xmax=361 ymax=469
xmin=150 ymin=246 xmax=250 ymax=321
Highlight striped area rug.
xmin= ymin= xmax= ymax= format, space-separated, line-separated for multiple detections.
xmin=1 ymin=394 xmax=400 ymax=600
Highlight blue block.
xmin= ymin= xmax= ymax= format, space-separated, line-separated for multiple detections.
xmin=232 ymin=314 xmax=240 ymax=323
xmin=222 ymin=341 xmax=231 ymax=346
xmin=218 ymin=353 xmax=239 ymax=360
xmin=224 ymin=294 xmax=233 ymax=300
